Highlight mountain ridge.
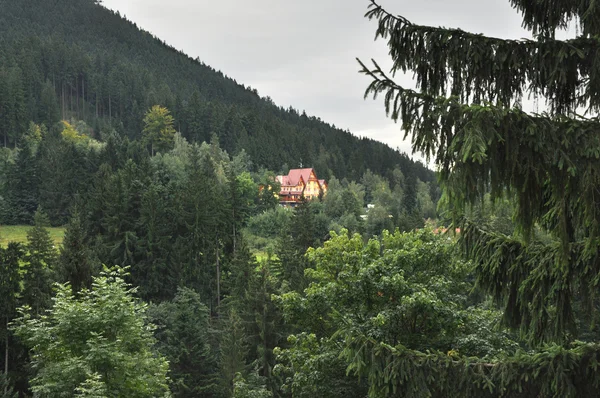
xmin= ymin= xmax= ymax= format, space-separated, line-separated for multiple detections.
xmin=0 ymin=0 xmax=434 ymax=183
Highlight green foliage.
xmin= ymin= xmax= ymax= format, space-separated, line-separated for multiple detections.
xmin=148 ymin=287 xmax=219 ymax=397
xmin=275 ymin=229 xmax=518 ymax=396
xmin=274 ymin=333 xmax=367 ymax=398
xmin=219 ymin=308 xmax=249 ymax=396
xmin=358 ymin=0 xmax=600 ymax=394
xmin=0 ymin=373 xmax=17 ymax=398
xmin=58 ymin=210 xmax=99 ymax=294
xmin=143 ymin=105 xmax=176 ymax=156
xmin=3 ymin=142 xmax=38 ymax=224
xmin=0 ymin=0 xmax=435 ymax=185
xmin=232 ymin=371 xmax=272 ymax=398
xmin=0 ymin=242 xmax=24 ymax=373
xmin=22 ymin=207 xmax=57 ymax=315
xmin=12 ymin=266 xmax=171 ymax=398
xmin=244 ymin=207 xmax=291 ymax=253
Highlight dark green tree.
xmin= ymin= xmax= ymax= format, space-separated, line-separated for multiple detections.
xmin=57 ymin=210 xmax=98 ymax=294
xmin=0 ymin=243 xmax=23 ymax=378
xmin=219 ymin=307 xmax=249 ymax=397
xmin=38 ymin=80 xmax=60 ymax=128
xmin=148 ymin=287 xmax=219 ymax=397
xmin=3 ymin=141 xmax=38 ymax=224
xmin=0 ymin=372 xmax=17 ymax=398
xmin=22 ymin=207 xmax=57 ymax=315
xmin=351 ymin=0 xmax=600 ymax=395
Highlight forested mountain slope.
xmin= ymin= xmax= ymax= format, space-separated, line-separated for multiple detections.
xmin=0 ymin=0 xmax=433 ymax=183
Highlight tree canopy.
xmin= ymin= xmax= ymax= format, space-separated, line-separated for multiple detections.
xmin=12 ymin=267 xmax=170 ymax=398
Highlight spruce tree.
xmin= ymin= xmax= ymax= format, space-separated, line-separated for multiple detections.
xmin=0 ymin=243 xmax=23 ymax=377
xmin=23 ymin=207 xmax=57 ymax=315
xmin=57 ymin=210 xmax=98 ymax=294
xmin=343 ymin=0 xmax=600 ymax=395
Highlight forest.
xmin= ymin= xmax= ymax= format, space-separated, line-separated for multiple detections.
xmin=3 ymin=0 xmax=600 ymax=397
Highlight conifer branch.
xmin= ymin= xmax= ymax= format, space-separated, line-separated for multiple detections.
xmin=509 ymin=0 xmax=600 ymax=37
xmin=359 ymin=58 xmax=600 ymax=327
xmin=365 ymin=0 xmax=600 ymax=113
xmin=341 ymin=330 xmax=600 ymax=397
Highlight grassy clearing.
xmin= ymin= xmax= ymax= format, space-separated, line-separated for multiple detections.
xmin=0 ymin=225 xmax=66 ymax=248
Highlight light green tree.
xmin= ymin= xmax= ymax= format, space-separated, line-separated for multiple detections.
xmin=142 ymin=105 xmax=176 ymax=156
xmin=275 ymin=229 xmax=521 ymax=397
xmin=12 ymin=267 xmax=171 ymax=398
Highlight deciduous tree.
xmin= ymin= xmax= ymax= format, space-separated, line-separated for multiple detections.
xmin=142 ymin=105 xmax=175 ymax=156
xmin=12 ymin=267 xmax=171 ymax=397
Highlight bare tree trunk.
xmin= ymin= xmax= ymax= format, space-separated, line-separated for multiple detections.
xmin=233 ymin=220 xmax=236 ymax=254
xmin=82 ymin=76 xmax=85 ymax=120
xmin=4 ymin=317 xmax=8 ymax=377
xmin=61 ymin=82 xmax=65 ymax=120
xmin=216 ymin=236 xmax=221 ymax=308
xmin=76 ymin=77 xmax=80 ymax=118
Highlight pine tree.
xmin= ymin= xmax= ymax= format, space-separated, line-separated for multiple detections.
xmin=347 ymin=0 xmax=600 ymax=395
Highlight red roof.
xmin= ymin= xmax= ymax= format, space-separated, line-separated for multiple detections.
xmin=284 ymin=168 xmax=317 ymax=187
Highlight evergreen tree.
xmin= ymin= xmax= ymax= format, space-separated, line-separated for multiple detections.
xmin=219 ymin=308 xmax=249 ymax=397
xmin=22 ymin=207 xmax=57 ymax=315
xmin=38 ymin=80 xmax=60 ymax=128
xmin=57 ymin=210 xmax=98 ymax=294
xmin=0 ymin=243 xmax=23 ymax=377
xmin=0 ymin=373 xmax=17 ymax=398
xmin=148 ymin=287 xmax=219 ymax=397
xmin=241 ymin=262 xmax=283 ymax=394
xmin=350 ymin=0 xmax=600 ymax=395
xmin=3 ymin=141 xmax=38 ymax=224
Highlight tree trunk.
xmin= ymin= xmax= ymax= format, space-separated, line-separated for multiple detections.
xmin=61 ymin=82 xmax=65 ymax=120
xmin=82 ymin=76 xmax=85 ymax=120
xmin=233 ymin=218 xmax=236 ymax=254
xmin=216 ymin=236 xmax=221 ymax=308
xmin=4 ymin=316 xmax=8 ymax=377
xmin=76 ymin=77 xmax=80 ymax=118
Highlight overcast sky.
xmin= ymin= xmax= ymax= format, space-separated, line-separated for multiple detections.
xmin=99 ymin=0 xmax=557 ymax=161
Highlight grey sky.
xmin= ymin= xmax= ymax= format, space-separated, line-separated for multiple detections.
xmin=100 ymin=0 xmax=549 ymax=161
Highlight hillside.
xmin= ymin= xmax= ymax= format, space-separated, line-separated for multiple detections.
xmin=0 ymin=0 xmax=433 ymax=183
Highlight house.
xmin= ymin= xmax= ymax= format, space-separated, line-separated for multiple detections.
xmin=275 ymin=168 xmax=327 ymax=206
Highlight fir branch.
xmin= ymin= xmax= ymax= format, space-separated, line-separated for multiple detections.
xmin=365 ymin=0 xmax=600 ymax=114
xmin=359 ymin=59 xmax=600 ymax=342
xmin=509 ymin=0 xmax=600 ymax=38
xmin=341 ymin=330 xmax=600 ymax=398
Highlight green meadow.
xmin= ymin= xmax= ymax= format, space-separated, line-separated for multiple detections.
xmin=0 ymin=225 xmax=65 ymax=248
